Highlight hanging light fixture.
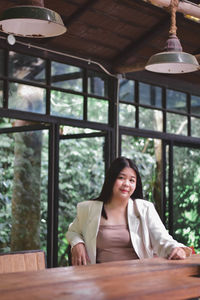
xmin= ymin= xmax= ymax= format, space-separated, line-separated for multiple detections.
xmin=0 ymin=0 xmax=67 ymax=38
xmin=145 ymin=0 xmax=199 ymax=74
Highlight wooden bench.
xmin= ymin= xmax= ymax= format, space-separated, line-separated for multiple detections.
xmin=0 ymin=250 xmax=46 ymax=273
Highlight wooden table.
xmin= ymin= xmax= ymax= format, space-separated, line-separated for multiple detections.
xmin=0 ymin=254 xmax=199 ymax=299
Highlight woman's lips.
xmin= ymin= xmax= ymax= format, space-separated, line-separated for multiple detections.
xmin=120 ymin=189 xmax=129 ymax=193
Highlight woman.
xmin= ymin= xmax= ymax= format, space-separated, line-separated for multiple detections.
xmin=66 ymin=157 xmax=191 ymax=265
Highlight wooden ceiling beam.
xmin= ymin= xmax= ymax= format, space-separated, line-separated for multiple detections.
xmin=62 ymin=0 xmax=99 ymax=27
xmin=112 ymin=15 xmax=169 ymax=72
xmin=114 ymin=0 xmax=165 ymax=15
xmin=149 ymin=0 xmax=200 ymax=19
xmin=115 ymin=62 xmax=146 ymax=74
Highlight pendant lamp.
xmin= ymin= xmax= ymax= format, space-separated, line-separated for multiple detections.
xmin=145 ymin=0 xmax=199 ymax=74
xmin=0 ymin=0 xmax=66 ymax=38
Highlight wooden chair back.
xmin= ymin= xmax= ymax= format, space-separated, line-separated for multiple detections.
xmin=0 ymin=250 xmax=46 ymax=273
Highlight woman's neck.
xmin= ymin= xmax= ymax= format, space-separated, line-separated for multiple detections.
xmin=100 ymin=198 xmax=129 ymax=226
xmin=107 ymin=196 xmax=129 ymax=209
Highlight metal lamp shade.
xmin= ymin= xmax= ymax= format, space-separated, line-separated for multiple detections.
xmin=0 ymin=6 xmax=67 ymax=38
xmin=145 ymin=51 xmax=199 ymax=74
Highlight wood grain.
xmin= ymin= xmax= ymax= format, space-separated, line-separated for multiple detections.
xmin=0 ymin=254 xmax=199 ymax=300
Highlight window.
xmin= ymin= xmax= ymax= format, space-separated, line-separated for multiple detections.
xmin=8 ymin=83 xmax=46 ymax=114
xmin=119 ymin=103 xmax=135 ymax=127
xmin=9 ymin=52 xmax=46 ymax=84
xmin=88 ymin=70 xmax=109 ymax=97
xmin=139 ymin=107 xmax=163 ymax=131
xmin=166 ymin=89 xmax=187 ymax=112
xmin=50 ymin=90 xmax=83 ymax=119
xmin=166 ymin=112 xmax=187 ymax=136
xmin=51 ymin=62 xmax=83 ymax=92
xmin=119 ymin=79 xmax=135 ymax=102
xmin=139 ymin=82 xmax=162 ymax=108
xmin=87 ymin=97 xmax=108 ymax=123
xmin=191 ymin=94 xmax=200 ymax=116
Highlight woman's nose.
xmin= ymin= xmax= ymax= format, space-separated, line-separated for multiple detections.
xmin=123 ymin=179 xmax=129 ymax=186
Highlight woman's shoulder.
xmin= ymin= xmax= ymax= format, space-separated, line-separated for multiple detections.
xmin=77 ymin=200 xmax=103 ymax=209
xmin=134 ymin=198 xmax=154 ymax=209
xmin=76 ymin=200 xmax=103 ymax=219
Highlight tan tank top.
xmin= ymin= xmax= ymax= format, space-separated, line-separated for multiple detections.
xmin=96 ymin=224 xmax=139 ymax=263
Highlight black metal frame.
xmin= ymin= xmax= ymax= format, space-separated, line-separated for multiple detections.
xmin=0 ymin=40 xmax=200 ymax=266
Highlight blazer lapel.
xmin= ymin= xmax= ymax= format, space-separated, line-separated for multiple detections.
xmin=127 ymin=198 xmax=140 ymax=233
xmin=88 ymin=201 xmax=103 ymax=240
xmin=127 ymin=198 xmax=144 ymax=258
xmin=85 ymin=201 xmax=103 ymax=264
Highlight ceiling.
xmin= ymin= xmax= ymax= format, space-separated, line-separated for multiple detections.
xmin=1 ymin=0 xmax=200 ymax=86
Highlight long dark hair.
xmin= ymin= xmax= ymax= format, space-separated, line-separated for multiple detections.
xmin=96 ymin=156 xmax=143 ymax=204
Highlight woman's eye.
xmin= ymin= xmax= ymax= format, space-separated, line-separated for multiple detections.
xmin=130 ymin=179 xmax=135 ymax=183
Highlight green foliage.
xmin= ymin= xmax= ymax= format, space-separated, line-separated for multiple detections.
xmin=173 ymin=147 xmax=200 ymax=252
xmin=0 ymin=127 xmax=49 ymax=253
xmin=51 ymin=90 xmax=83 ymax=119
xmin=0 ymin=132 xmax=14 ymax=252
xmin=58 ymin=135 xmax=105 ymax=266
xmin=122 ymin=135 xmax=156 ymax=202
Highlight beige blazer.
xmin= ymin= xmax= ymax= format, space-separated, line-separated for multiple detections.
xmin=66 ymin=199 xmax=191 ymax=264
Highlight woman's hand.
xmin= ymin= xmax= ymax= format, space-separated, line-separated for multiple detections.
xmin=168 ymin=247 xmax=186 ymax=260
xmin=71 ymin=243 xmax=90 ymax=266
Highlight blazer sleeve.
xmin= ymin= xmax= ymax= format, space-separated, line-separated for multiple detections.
xmin=146 ymin=202 xmax=191 ymax=258
xmin=66 ymin=202 xmax=89 ymax=249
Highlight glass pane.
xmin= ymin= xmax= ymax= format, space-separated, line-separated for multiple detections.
xmin=166 ymin=113 xmax=187 ymax=135
xmin=58 ymin=134 xmax=105 ymax=266
xmin=172 ymin=146 xmax=200 ymax=253
xmin=51 ymin=62 xmax=83 ymax=92
xmin=0 ymin=49 xmax=4 ymax=76
xmin=0 ymin=127 xmax=48 ymax=254
xmin=87 ymin=97 xmax=108 ymax=123
xmin=0 ymin=80 xmax=3 ymax=107
xmin=119 ymin=79 xmax=135 ymax=102
xmin=88 ymin=70 xmax=108 ymax=97
xmin=191 ymin=117 xmax=200 ymax=137
xmin=119 ymin=103 xmax=135 ymax=127
xmin=121 ymin=135 xmax=162 ymax=215
xmin=139 ymin=107 xmax=163 ymax=131
xmin=166 ymin=89 xmax=187 ymax=112
xmin=8 ymin=83 xmax=46 ymax=114
xmin=139 ymin=83 xmax=162 ymax=107
xmin=9 ymin=51 xmax=46 ymax=83
xmin=51 ymin=90 xmax=83 ymax=119
xmin=191 ymin=95 xmax=200 ymax=116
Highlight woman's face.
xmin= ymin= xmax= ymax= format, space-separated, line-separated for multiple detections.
xmin=112 ymin=167 xmax=137 ymax=201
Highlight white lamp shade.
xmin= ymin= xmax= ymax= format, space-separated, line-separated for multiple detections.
xmin=0 ymin=6 xmax=67 ymax=38
xmin=145 ymin=51 xmax=199 ymax=74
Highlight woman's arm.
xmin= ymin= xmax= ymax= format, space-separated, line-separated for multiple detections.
xmin=66 ymin=202 xmax=91 ymax=265
xmin=147 ymin=203 xmax=191 ymax=259
xmin=66 ymin=214 xmax=85 ymax=248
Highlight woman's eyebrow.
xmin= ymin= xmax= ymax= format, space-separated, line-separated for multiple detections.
xmin=119 ymin=172 xmax=136 ymax=178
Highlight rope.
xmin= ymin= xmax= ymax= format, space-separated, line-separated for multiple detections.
xmin=168 ymin=0 xmax=179 ymax=35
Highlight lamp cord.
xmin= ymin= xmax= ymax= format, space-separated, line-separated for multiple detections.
xmin=168 ymin=0 xmax=179 ymax=35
